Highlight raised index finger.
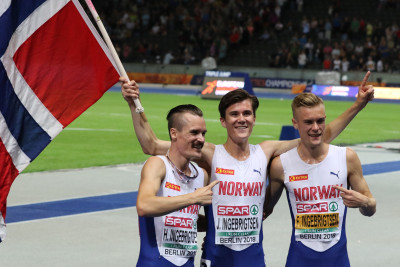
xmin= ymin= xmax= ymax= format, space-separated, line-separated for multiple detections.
xmin=333 ymin=185 xmax=348 ymax=193
xmin=360 ymin=71 xmax=371 ymax=88
xmin=208 ymin=180 xmax=220 ymax=189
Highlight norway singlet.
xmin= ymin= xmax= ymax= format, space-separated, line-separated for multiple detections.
xmin=281 ymin=145 xmax=349 ymax=267
xmin=201 ymin=144 xmax=268 ymax=267
xmin=137 ymin=156 xmax=205 ymax=267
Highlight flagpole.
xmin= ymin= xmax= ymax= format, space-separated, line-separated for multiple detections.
xmin=83 ymin=0 xmax=146 ymax=117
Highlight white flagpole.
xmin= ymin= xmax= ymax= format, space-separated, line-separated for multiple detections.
xmin=84 ymin=0 xmax=145 ymax=114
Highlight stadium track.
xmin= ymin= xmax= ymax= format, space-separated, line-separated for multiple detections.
xmin=2 ymin=85 xmax=400 ymax=266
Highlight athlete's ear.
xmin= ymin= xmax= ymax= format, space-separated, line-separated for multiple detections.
xmin=220 ymin=117 xmax=227 ymax=128
xmin=292 ymin=117 xmax=298 ymax=130
xmin=170 ymin=128 xmax=178 ymax=141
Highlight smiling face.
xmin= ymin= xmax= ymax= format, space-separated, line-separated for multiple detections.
xmin=292 ymin=104 xmax=326 ymax=147
xmin=220 ymin=99 xmax=255 ymax=143
xmin=170 ymin=112 xmax=207 ymax=160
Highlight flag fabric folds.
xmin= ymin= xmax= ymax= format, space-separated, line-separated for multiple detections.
xmin=0 ymin=0 xmax=120 ymax=241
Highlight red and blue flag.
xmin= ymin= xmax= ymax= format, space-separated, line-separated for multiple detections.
xmin=0 ymin=0 xmax=120 ymax=240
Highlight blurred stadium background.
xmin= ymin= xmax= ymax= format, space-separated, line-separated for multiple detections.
xmin=84 ymin=0 xmax=400 ymax=100
xmin=90 ymin=0 xmax=400 ymax=73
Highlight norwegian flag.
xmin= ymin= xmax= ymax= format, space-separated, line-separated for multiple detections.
xmin=0 ymin=0 xmax=120 ymax=240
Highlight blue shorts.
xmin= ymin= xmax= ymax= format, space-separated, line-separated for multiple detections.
xmin=137 ymin=254 xmax=194 ymax=267
xmin=285 ymin=234 xmax=349 ymax=267
xmin=201 ymin=206 xmax=265 ymax=267
xmin=201 ymin=242 xmax=265 ymax=267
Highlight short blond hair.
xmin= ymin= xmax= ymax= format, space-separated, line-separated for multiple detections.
xmin=291 ymin=93 xmax=324 ymax=116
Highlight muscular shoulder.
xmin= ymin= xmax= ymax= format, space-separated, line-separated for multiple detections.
xmin=271 ymin=155 xmax=283 ymax=167
xmin=142 ymin=156 xmax=166 ymax=180
xmin=145 ymin=155 xmax=164 ymax=166
xmin=270 ymin=156 xmax=285 ymax=183
xmin=345 ymin=147 xmax=362 ymax=173
xmin=346 ymin=147 xmax=360 ymax=164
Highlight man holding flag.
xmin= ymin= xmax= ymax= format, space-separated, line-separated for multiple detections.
xmin=136 ymin=104 xmax=219 ymax=266
xmin=0 ymin=0 xmax=121 ymax=241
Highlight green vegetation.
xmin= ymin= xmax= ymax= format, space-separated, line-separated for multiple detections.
xmin=24 ymin=92 xmax=400 ymax=173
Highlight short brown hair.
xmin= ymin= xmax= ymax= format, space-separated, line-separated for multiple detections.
xmin=166 ymin=104 xmax=203 ymax=139
xmin=218 ymin=89 xmax=259 ymax=119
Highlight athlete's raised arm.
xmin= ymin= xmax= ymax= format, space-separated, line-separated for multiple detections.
xmin=121 ymin=77 xmax=216 ymax=172
xmin=121 ymin=77 xmax=171 ymax=155
xmin=260 ymin=71 xmax=374 ymax=159
xmin=323 ymin=71 xmax=374 ymax=143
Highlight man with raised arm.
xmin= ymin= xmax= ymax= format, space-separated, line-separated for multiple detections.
xmin=121 ymin=72 xmax=373 ymax=266
xmin=136 ymin=104 xmax=218 ymax=266
xmin=264 ymin=93 xmax=376 ymax=266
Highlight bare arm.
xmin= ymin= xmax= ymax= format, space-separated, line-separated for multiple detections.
xmin=121 ymin=77 xmax=171 ymax=155
xmin=263 ymin=156 xmax=285 ymax=219
xmin=121 ymin=78 xmax=216 ymax=171
xmin=136 ymin=156 xmax=219 ymax=217
xmin=323 ymin=71 xmax=374 ymax=143
xmin=333 ymin=148 xmax=376 ymax=217
xmin=260 ymin=139 xmax=300 ymax=159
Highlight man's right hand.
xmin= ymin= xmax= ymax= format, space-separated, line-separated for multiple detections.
xmin=356 ymin=71 xmax=374 ymax=109
xmin=193 ymin=180 xmax=219 ymax=206
xmin=120 ymin=77 xmax=140 ymax=106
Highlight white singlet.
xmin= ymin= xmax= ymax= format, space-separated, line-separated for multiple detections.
xmin=281 ymin=145 xmax=348 ymax=252
xmin=209 ymin=144 xmax=267 ymax=251
xmin=137 ymin=156 xmax=205 ymax=266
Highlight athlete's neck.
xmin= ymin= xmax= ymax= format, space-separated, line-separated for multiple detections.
xmin=297 ymin=143 xmax=329 ymax=164
xmin=166 ymin=149 xmax=191 ymax=174
xmin=223 ymin=140 xmax=250 ymax=161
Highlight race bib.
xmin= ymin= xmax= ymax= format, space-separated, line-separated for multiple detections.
xmin=160 ymin=216 xmax=198 ymax=258
xmin=295 ymin=213 xmax=340 ymax=242
xmin=214 ymin=204 xmax=261 ymax=245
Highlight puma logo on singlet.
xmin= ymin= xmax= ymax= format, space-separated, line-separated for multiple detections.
xmin=253 ymin=169 xmax=261 ymax=175
xmin=330 ymin=171 xmax=340 ymax=179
